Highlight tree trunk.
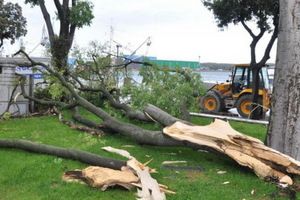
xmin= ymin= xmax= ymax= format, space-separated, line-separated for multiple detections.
xmin=250 ymin=67 xmax=261 ymax=119
xmin=266 ymin=0 xmax=300 ymax=160
xmin=51 ymin=37 xmax=70 ymax=71
xmin=0 ymin=139 xmax=126 ymax=169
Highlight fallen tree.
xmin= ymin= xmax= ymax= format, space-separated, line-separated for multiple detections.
xmin=0 ymin=139 xmax=126 ymax=169
xmin=5 ymin=50 xmax=300 ymax=186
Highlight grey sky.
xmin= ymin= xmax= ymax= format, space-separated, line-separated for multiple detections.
xmin=4 ymin=0 xmax=277 ymax=63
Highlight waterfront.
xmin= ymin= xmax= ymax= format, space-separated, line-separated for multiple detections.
xmin=130 ymin=70 xmax=231 ymax=84
xmin=199 ymin=71 xmax=231 ymax=83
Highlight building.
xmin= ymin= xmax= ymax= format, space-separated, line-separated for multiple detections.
xmin=0 ymin=57 xmax=50 ymax=116
xmin=149 ymin=59 xmax=200 ymax=70
xmin=125 ymin=55 xmax=202 ymax=70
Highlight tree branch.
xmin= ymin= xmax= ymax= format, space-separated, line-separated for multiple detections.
xmin=241 ymin=20 xmax=255 ymax=38
xmin=13 ymin=50 xmax=178 ymax=146
xmin=0 ymin=38 xmax=3 ymax=48
xmin=68 ymin=71 xmax=151 ymax=122
xmin=0 ymin=139 xmax=126 ymax=169
xmin=38 ymin=0 xmax=55 ymax=44
xmin=53 ymin=0 xmax=63 ymax=20
xmin=18 ymin=75 xmax=77 ymax=109
xmin=249 ymin=28 xmax=266 ymax=66
xmin=258 ymin=25 xmax=278 ymax=67
xmin=0 ymin=78 xmax=21 ymax=117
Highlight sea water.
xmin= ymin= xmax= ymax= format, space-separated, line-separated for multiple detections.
xmin=129 ymin=70 xmax=231 ymax=84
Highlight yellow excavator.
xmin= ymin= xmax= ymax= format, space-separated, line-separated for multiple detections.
xmin=199 ymin=64 xmax=271 ymax=119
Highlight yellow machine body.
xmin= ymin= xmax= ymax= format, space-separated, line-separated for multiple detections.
xmin=200 ymin=64 xmax=271 ymax=118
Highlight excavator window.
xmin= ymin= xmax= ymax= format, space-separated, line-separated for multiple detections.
xmin=248 ymin=69 xmax=266 ymax=89
xmin=232 ymin=67 xmax=247 ymax=93
xmin=232 ymin=65 xmax=269 ymax=94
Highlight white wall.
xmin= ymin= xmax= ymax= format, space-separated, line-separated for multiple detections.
xmin=0 ymin=65 xmax=30 ymax=115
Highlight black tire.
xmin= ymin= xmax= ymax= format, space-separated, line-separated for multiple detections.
xmin=236 ymin=94 xmax=263 ymax=118
xmin=200 ymin=91 xmax=223 ymax=113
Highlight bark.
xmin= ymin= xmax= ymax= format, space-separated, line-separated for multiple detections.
xmin=37 ymin=0 xmax=76 ymax=71
xmin=143 ymin=104 xmax=184 ymax=126
xmin=58 ymin=111 xmax=104 ymax=136
xmin=267 ymin=0 xmax=300 ymax=160
xmin=72 ymin=111 xmax=105 ymax=130
xmin=250 ymin=67 xmax=261 ymax=119
xmin=0 ymin=139 xmax=126 ymax=169
xmin=93 ymin=88 xmax=151 ymax=122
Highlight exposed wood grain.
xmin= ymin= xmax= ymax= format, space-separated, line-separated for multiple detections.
xmin=163 ymin=119 xmax=300 ymax=185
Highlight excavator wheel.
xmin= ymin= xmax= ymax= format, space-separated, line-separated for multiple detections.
xmin=200 ymin=91 xmax=223 ymax=113
xmin=236 ymin=94 xmax=263 ymax=118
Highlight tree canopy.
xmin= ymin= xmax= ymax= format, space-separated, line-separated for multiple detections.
xmin=203 ymin=0 xmax=279 ymax=119
xmin=203 ymin=0 xmax=279 ymax=65
xmin=24 ymin=0 xmax=94 ymax=69
xmin=0 ymin=0 xmax=27 ymax=48
xmin=203 ymin=0 xmax=279 ymax=31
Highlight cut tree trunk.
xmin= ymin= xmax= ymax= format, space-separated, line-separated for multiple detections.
xmin=163 ymin=119 xmax=300 ymax=185
xmin=63 ymin=166 xmax=139 ymax=191
xmin=64 ymin=146 xmax=170 ymax=199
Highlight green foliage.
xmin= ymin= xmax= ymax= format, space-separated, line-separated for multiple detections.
xmin=203 ymin=0 xmax=279 ymax=30
xmin=34 ymin=87 xmax=52 ymax=111
xmin=123 ymin=65 xmax=205 ymax=117
xmin=72 ymin=41 xmax=120 ymax=106
xmin=49 ymin=83 xmax=66 ymax=100
xmin=24 ymin=0 xmax=40 ymax=6
xmin=2 ymin=112 xmax=11 ymax=120
xmin=70 ymin=1 xmax=94 ymax=28
xmin=0 ymin=0 xmax=27 ymax=47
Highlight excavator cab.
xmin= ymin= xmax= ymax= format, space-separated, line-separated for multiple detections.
xmin=231 ymin=65 xmax=269 ymax=94
xmin=200 ymin=64 xmax=270 ymax=119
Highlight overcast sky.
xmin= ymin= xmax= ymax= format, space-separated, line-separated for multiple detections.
xmin=4 ymin=0 xmax=277 ymax=63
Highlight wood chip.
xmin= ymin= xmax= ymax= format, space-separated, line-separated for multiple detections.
xmin=63 ymin=166 xmax=139 ymax=190
xmin=128 ymin=159 xmax=166 ymax=200
xmin=102 ymin=146 xmax=169 ymax=199
xmin=162 ymin=161 xmax=187 ymax=165
xmin=102 ymin=146 xmax=133 ymax=159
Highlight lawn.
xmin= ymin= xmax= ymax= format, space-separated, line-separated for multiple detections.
xmin=0 ymin=115 xmax=291 ymax=200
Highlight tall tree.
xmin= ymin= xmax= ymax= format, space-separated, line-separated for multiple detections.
xmin=0 ymin=0 xmax=27 ymax=48
xmin=203 ymin=0 xmax=279 ymax=119
xmin=25 ymin=0 xmax=94 ymax=70
xmin=266 ymin=0 xmax=300 ymax=160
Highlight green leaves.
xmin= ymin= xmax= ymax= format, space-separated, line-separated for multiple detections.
xmin=24 ymin=0 xmax=41 ymax=6
xmin=123 ymin=65 xmax=205 ymax=117
xmin=202 ymin=0 xmax=279 ymax=30
xmin=0 ymin=1 xmax=27 ymax=47
xmin=70 ymin=1 xmax=94 ymax=28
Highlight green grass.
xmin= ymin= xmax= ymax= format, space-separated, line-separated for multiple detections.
xmin=0 ymin=116 xmax=292 ymax=200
